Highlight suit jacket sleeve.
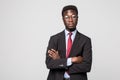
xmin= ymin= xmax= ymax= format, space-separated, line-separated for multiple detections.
xmin=45 ymin=36 xmax=68 ymax=70
xmin=69 ymin=38 xmax=92 ymax=73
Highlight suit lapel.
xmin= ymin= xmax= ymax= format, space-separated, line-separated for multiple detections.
xmin=69 ymin=31 xmax=81 ymax=57
xmin=59 ymin=31 xmax=81 ymax=57
xmin=59 ymin=31 xmax=66 ymax=57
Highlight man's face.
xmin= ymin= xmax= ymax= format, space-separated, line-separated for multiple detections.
xmin=63 ymin=10 xmax=78 ymax=32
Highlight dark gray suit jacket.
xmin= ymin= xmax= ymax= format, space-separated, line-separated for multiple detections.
xmin=45 ymin=30 xmax=92 ymax=80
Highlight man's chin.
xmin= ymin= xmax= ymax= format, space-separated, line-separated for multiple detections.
xmin=67 ymin=27 xmax=76 ymax=32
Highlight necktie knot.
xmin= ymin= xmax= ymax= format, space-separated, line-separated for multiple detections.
xmin=68 ymin=32 xmax=72 ymax=37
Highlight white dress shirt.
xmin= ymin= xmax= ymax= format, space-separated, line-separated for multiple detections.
xmin=64 ymin=29 xmax=77 ymax=78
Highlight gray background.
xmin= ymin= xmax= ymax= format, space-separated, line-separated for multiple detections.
xmin=0 ymin=0 xmax=120 ymax=80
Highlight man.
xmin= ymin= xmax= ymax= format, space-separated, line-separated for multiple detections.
xmin=45 ymin=5 xmax=92 ymax=80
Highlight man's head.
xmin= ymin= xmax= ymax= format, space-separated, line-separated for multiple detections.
xmin=62 ymin=5 xmax=78 ymax=32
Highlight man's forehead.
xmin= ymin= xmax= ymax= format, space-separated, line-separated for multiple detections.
xmin=63 ymin=10 xmax=77 ymax=15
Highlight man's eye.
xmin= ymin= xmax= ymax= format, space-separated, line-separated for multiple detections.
xmin=64 ymin=15 xmax=77 ymax=19
xmin=64 ymin=16 xmax=69 ymax=19
xmin=72 ymin=15 xmax=77 ymax=18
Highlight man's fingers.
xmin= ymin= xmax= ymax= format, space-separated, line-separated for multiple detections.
xmin=78 ymin=56 xmax=83 ymax=60
xmin=49 ymin=54 xmax=52 ymax=57
xmin=49 ymin=52 xmax=55 ymax=58
xmin=48 ymin=49 xmax=60 ymax=60
xmin=48 ymin=49 xmax=58 ymax=55
xmin=51 ymin=49 xmax=59 ymax=55
xmin=48 ymin=50 xmax=50 ymax=53
xmin=48 ymin=50 xmax=54 ymax=57
xmin=77 ymin=56 xmax=83 ymax=63
xmin=56 ymin=51 xmax=58 ymax=55
xmin=48 ymin=50 xmax=53 ymax=54
xmin=51 ymin=49 xmax=57 ymax=53
xmin=48 ymin=50 xmax=54 ymax=54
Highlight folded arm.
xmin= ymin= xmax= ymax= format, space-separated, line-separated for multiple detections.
xmin=69 ymin=38 xmax=92 ymax=74
xmin=45 ymin=37 xmax=68 ymax=70
xmin=47 ymin=48 xmax=83 ymax=70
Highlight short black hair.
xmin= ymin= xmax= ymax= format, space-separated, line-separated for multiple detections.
xmin=62 ymin=5 xmax=78 ymax=17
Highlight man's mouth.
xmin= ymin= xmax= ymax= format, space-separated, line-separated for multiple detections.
xmin=68 ymin=23 xmax=74 ymax=26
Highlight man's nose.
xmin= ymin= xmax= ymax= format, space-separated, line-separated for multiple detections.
xmin=69 ymin=17 xmax=73 ymax=21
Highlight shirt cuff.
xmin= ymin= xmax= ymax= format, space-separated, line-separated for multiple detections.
xmin=67 ymin=58 xmax=72 ymax=66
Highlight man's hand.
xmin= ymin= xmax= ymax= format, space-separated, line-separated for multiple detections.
xmin=48 ymin=49 xmax=60 ymax=60
xmin=71 ymin=56 xmax=83 ymax=63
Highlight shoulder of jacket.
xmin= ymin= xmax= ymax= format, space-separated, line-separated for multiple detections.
xmin=77 ymin=31 xmax=91 ymax=40
xmin=50 ymin=31 xmax=64 ymax=38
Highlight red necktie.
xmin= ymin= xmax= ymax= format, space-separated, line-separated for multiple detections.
xmin=66 ymin=32 xmax=72 ymax=58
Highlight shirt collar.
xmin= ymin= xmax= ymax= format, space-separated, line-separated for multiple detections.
xmin=65 ymin=29 xmax=77 ymax=36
